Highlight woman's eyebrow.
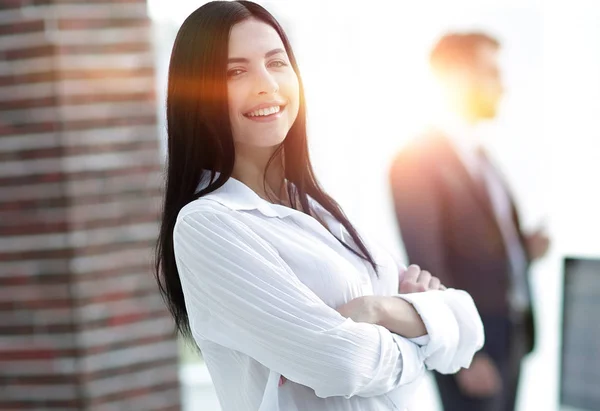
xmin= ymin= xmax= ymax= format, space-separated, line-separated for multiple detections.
xmin=228 ymin=48 xmax=285 ymax=64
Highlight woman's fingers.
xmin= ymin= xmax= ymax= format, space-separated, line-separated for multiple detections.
xmin=399 ymin=264 xmax=447 ymax=293
xmin=403 ymin=265 xmax=421 ymax=283
xmin=416 ymin=270 xmax=432 ymax=291
xmin=428 ymin=275 xmax=441 ymax=290
xmin=399 ymin=265 xmax=421 ymax=293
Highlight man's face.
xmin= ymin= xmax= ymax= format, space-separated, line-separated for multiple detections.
xmin=465 ymin=44 xmax=504 ymax=119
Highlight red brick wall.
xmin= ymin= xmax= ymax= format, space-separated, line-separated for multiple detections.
xmin=0 ymin=1 xmax=181 ymax=409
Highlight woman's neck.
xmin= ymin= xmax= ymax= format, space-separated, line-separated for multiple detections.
xmin=231 ymin=143 xmax=287 ymax=204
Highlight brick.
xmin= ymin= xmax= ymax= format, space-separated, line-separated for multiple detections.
xmin=80 ymin=332 xmax=173 ymax=359
xmin=0 ymin=238 xmax=158 ymax=263
xmin=0 ymin=76 xmax=155 ymax=103
xmin=78 ymin=317 xmax=173 ymax=349
xmin=0 ymin=307 xmax=73 ymax=327
xmin=0 ymin=66 xmax=154 ymax=86
xmin=0 ymin=310 xmax=35 ymax=326
xmin=57 ymin=51 xmax=154 ymax=70
xmin=57 ymin=17 xmax=148 ymax=31
xmin=81 ymin=339 xmax=177 ymax=373
xmin=0 ymin=120 xmax=59 ymax=138
xmin=1 ymin=44 xmax=55 ymax=60
xmin=93 ymin=386 xmax=180 ymax=411
xmin=0 ymin=148 xmax=160 ymax=178
xmin=76 ymin=293 xmax=165 ymax=323
xmin=60 ymin=90 xmax=156 ymax=105
xmin=0 ymin=1 xmax=26 ymax=11
xmin=0 ymin=339 xmax=78 ymax=359
xmin=0 ymin=297 xmax=74 ymax=311
xmin=0 ymin=171 xmax=162 ymax=203
xmin=0 ymin=232 xmax=68 ymax=253
xmin=0 ymin=383 xmax=79 ymax=401
xmin=0 ymin=32 xmax=51 ymax=51
xmin=52 ymin=26 xmax=152 ymax=47
xmin=0 ymin=82 xmax=56 ymax=101
xmin=73 ymin=270 xmax=159 ymax=293
xmin=1 ymin=374 xmax=75 ymax=385
xmin=0 ymin=20 xmax=45 ymax=36
xmin=0 ymin=322 xmax=75 ymax=335
xmin=0 ymin=4 xmax=148 ymax=24
xmin=85 ymin=364 xmax=178 ymax=398
xmin=0 ymin=201 xmax=160 ymax=238
xmin=0 ymin=402 xmax=80 ymax=410
xmin=0 ymin=96 xmax=56 ymax=110
xmin=0 ymin=1 xmax=180 ymax=408
xmin=57 ymin=41 xmax=152 ymax=56
xmin=56 ymin=75 xmax=155 ymax=97
xmin=74 ymin=271 xmax=158 ymax=300
xmin=0 ymin=222 xmax=70 ymax=237
xmin=0 ymin=140 xmax=159 ymax=163
xmin=0 ymin=124 xmax=157 ymax=152
xmin=0 ymin=283 xmax=71 ymax=302
xmin=0 ymin=56 xmax=54 ymax=76
xmin=69 ymin=244 xmax=156 ymax=275
xmin=0 ymin=70 xmax=54 ymax=87
xmin=59 ymin=114 xmax=158 ymax=131
xmin=0 ymin=259 xmax=68 ymax=277
xmin=34 ymin=0 xmax=146 ymax=5
xmin=1 ymin=99 xmax=155 ymax=124
xmin=0 ymin=222 xmax=158 ymax=253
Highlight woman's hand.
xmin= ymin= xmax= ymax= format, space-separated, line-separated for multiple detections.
xmin=398 ymin=264 xmax=446 ymax=294
xmin=335 ymin=295 xmax=383 ymax=325
xmin=281 ymin=266 xmax=445 ymax=388
xmin=337 ymin=294 xmax=427 ymax=339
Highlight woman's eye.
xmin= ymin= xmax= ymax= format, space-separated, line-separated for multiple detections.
xmin=227 ymin=69 xmax=244 ymax=78
xmin=268 ymin=60 xmax=287 ymax=68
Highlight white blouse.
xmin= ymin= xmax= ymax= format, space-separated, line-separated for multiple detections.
xmin=173 ymin=175 xmax=484 ymax=411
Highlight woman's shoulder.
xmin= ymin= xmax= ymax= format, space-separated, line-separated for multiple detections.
xmin=175 ymin=196 xmax=241 ymax=231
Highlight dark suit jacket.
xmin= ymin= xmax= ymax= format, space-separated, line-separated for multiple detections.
xmin=389 ymin=131 xmax=535 ymax=355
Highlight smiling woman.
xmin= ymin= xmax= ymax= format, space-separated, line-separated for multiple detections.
xmin=226 ymin=21 xmax=299 ymax=149
xmin=153 ymin=2 xmax=484 ymax=411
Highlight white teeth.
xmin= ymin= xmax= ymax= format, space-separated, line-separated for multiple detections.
xmin=247 ymin=106 xmax=281 ymax=117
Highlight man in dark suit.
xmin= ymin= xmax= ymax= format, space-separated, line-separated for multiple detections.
xmin=389 ymin=32 xmax=550 ymax=411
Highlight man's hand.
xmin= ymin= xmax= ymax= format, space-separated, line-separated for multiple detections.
xmin=525 ymin=228 xmax=550 ymax=261
xmin=456 ymin=353 xmax=502 ymax=398
xmin=398 ymin=264 xmax=446 ymax=294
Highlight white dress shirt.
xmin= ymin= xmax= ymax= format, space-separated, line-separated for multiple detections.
xmin=441 ymin=117 xmax=530 ymax=313
xmin=173 ymin=174 xmax=484 ymax=411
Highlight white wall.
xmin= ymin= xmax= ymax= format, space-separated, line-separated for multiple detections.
xmin=149 ymin=2 xmax=600 ymax=410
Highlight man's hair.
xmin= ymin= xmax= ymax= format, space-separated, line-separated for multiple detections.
xmin=430 ymin=32 xmax=500 ymax=74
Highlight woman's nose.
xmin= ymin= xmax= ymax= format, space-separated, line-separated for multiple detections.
xmin=254 ymin=68 xmax=279 ymax=96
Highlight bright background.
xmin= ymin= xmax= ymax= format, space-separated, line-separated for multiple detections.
xmin=148 ymin=1 xmax=600 ymax=410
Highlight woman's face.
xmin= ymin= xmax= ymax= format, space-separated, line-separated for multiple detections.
xmin=227 ymin=19 xmax=300 ymax=148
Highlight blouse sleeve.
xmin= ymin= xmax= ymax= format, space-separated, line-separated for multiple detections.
xmin=394 ymin=289 xmax=485 ymax=373
xmin=173 ymin=207 xmax=427 ymax=399
xmin=367 ymin=245 xmax=484 ymax=373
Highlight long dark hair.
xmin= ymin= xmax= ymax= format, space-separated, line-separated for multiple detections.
xmin=155 ymin=0 xmax=378 ymax=340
